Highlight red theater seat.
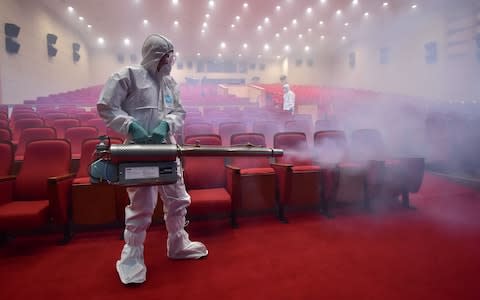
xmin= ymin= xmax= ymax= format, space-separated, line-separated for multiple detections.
xmin=52 ymin=118 xmax=81 ymax=138
xmin=314 ymin=130 xmax=369 ymax=215
xmin=0 ymin=128 xmax=12 ymax=141
xmin=218 ymin=122 xmax=248 ymax=146
xmin=85 ymin=118 xmax=107 ymax=135
xmin=183 ymin=134 xmax=234 ymax=226
xmin=12 ymin=118 xmax=45 ymax=143
xmin=15 ymin=127 xmax=57 ymax=161
xmin=0 ymin=139 xmax=75 ymax=243
xmin=226 ymin=133 xmax=278 ymax=223
xmin=0 ymin=141 xmax=14 ymax=176
xmin=272 ymin=132 xmax=324 ymax=221
xmin=64 ymin=126 xmax=99 ymax=159
xmin=71 ymin=138 xmax=127 ymax=226
xmin=184 ymin=122 xmax=215 ymax=138
xmin=350 ymin=129 xmax=425 ymax=208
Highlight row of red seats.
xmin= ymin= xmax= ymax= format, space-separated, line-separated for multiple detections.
xmin=0 ymin=128 xmax=425 ymax=245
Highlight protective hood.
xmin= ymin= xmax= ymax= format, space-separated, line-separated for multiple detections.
xmin=140 ymin=34 xmax=174 ymax=74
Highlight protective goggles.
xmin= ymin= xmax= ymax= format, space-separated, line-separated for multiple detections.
xmin=160 ymin=51 xmax=176 ymax=65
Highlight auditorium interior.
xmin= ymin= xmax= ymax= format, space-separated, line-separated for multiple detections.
xmin=0 ymin=0 xmax=480 ymax=299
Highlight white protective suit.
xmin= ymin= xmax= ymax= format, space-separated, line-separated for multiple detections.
xmin=97 ymin=34 xmax=208 ymax=285
xmin=282 ymin=84 xmax=295 ymax=114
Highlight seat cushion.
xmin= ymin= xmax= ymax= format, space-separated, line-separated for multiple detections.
xmin=188 ymin=188 xmax=231 ymax=216
xmin=292 ymin=165 xmax=322 ymax=172
xmin=0 ymin=200 xmax=49 ymax=230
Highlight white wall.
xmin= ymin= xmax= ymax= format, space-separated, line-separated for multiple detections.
xmin=0 ymin=0 xmax=92 ymax=104
xmin=330 ymin=5 xmax=480 ymax=101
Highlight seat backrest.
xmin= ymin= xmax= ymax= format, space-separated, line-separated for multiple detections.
xmin=230 ymin=133 xmax=271 ymax=168
xmin=0 ymin=119 xmax=8 ymax=128
xmin=76 ymin=137 xmax=123 ymax=178
xmin=285 ymin=119 xmax=312 ymax=135
xmin=274 ymin=132 xmax=311 ymax=165
xmin=0 ymin=128 xmax=12 ymax=141
xmin=15 ymin=139 xmax=71 ymax=200
xmin=85 ymin=118 xmax=107 ymax=135
xmin=183 ymin=134 xmax=225 ymax=189
xmin=313 ymin=130 xmax=348 ymax=164
xmin=64 ymin=126 xmax=99 ymax=157
xmin=315 ymin=119 xmax=340 ymax=131
xmin=218 ymin=122 xmax=247 ymax=145
xmin=11 ymin=112 xmax=39 ymax=122
xmin=15 ymin=127 xmax=57 ymax=158
xmin=76 ymin=112 xmax=98 ymax=125
xmin=350 ymin=129 xmax=386 ymax=161
xmin=43 ymin=112 xmax=69 ymax=126
xmin=0 ymin=141 xmax=14 ymax=176
xmin=52 ymin=118 xmax=81 ymax=138
xmin=252 ymin=121 xmax=282 ymax=147
xmin=12 ymin=118 xmax=45 ymax=141
xmin=184 ymin=122 xmax=215 ymax=137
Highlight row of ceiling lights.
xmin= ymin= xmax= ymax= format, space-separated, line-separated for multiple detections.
xmin=66 ymin=0 xmax=419 ymax=58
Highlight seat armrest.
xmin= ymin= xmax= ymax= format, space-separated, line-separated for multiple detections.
xmin=0 ymin=175 xmax=16 ymax=204
xmin=48 ymin=173 xmax=76 ymax=225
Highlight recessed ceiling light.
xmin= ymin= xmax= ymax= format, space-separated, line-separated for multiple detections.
xmin=238 ymin=54 xmax=242 ymax=57
xmin=67 ymin=6 xmax=74 ymax=13
xmin=342 ymin=36 xmax=347 ymax=40
xmin=175 ymin=51 xmax=180 ymax=57
xmin=264 ymin=44 xmax=270 ymax=51
xmin=172 ymin=0 xmax=179 ymax=5
xmin=352 ymin=0 xmax=358 ymax=6
xmin=78 ymin=16 xmax=84 ymax=21
xmin=231 ymin=24 xmax=235 ymax=28
xmin=383 ymin=2 xmax=389 ymax=7
xmin=124 ymin=38 xmax=130 ymax=46
xmin=275 ymin=33 xmax=280 ymax=37
xmin=205 ymin=13 xmax=210 ymax=18
xmin=208 ymin=1 xmax=215 ymax=8
xmin=97 ymin=37 xmax=104 ymax=44
xmin=306 ymin=7 xmax=312 ymax=14
xmin=308 ymin=28 xmax=312 ymax=32
xmin=283 ymin=26 xmax=287 ymax=31
xmin=411 ymin=4 xmax=417 ymax=9
xmin=202 ymin=22 xmax=208 ymax=28
xmin=143 ymin=19 xmax=149 ymax=25
xmin=304 ymin=45 xmax=310 ymax=52
xmin=87 ymin=24 xmax=92 ymax=29
xmin=264 ymin=17 xmax=270 ymax=23
xmin=236 ymin=16 xmax=240 ymax=21
xmin=197 ymin=52 xmax=201 ymax=56
xmin=336 ymin=10 xmax=342 ymax=15
xmin=243 ymin=43 xmax=248 ymax=49
xmin=257 ymin=25 xmax=262 ymax=30
xmin=174 ymin=20 xmax=179 ymax=26
xmin=344 ymin=22 xmax=349 ymax=26
xmin=284 ymin=45 xmax=290 ymax=52
xmin=218 ymin=53 xmax=222 ymax=57
xmin=320 ymin=35 xmax=325 ymax=40
xmin=364 ymin=12 xmax=369 ymax=17
xmin=276 ymin=5 xmax=281 ymax=11
xmin=319 ymin=20 xmax=324 ymax=25
xmin=292 ymin=19 xmax=297 ymax=25
xmin=298 ymin=34 xmax=303 ymax=39
xmin=243 ymin=3 xmax=248 ymax=8
xmin=220 ymin=42 xmax=226 ymax=49
xmin=320 ymin=0 xmax=327 ymax=4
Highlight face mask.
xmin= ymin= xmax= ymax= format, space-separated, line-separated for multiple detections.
xmin=158 ymin=63 xmax=172 ymax=76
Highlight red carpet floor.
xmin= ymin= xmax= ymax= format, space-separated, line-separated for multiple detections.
xmin=1 ymin=172 xmax=480 ymax=300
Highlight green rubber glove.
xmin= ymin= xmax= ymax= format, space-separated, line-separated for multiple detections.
xmin=151 ymin=121 xmax=170 ymax=144
xmin=128 ymin=121 xmax=149 ymax=144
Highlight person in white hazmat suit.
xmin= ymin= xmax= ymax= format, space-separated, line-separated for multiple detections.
xmin=282 ymin=83 xmax=295 ymax=115
xmin=97 ymin=34 xmax=208 ymax=285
